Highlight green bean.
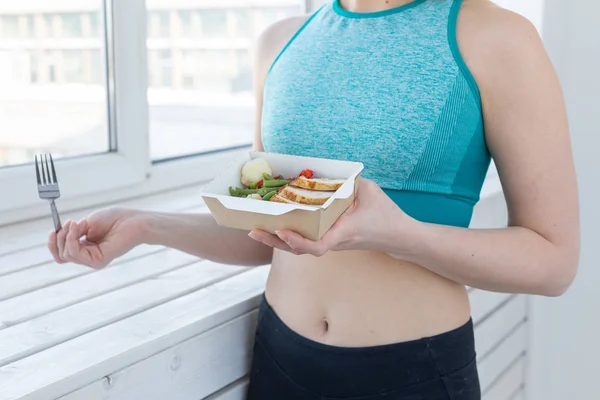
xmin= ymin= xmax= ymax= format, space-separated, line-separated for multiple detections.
xmin=263 ymin=179 xmax=290 ymax=188
xmin=233 ymin=187 xmax=266 ymax=196
xmin=262 ymin=173 xmax=274 ymax=181
xmin=230 ymin=185 xmax=278 ymax=197
xmin=258 ymin=187 xmax=272 ymax=196
xmin=262 ymin=190 xmax=278 ymax=201
xmin=248 ymin=183 xmax=257 ymax=189
xmin=236 ymin=188 xmax=258 ymax=195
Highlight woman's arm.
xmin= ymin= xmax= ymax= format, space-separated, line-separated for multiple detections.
xmin=250 ymin=5 xmax=580 ymax=296
xmin=390 ymin=4 xmax=578 ymax=296
xmin=138 ymin=211 xmax=273 ymax=266
xmin=50 ymin=17 xmax=309 ymax=269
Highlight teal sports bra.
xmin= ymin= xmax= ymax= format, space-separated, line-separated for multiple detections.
xmin=261 ymin=0 xmax=491 ymax=227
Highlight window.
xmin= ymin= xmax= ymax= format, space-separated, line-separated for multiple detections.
xmin=232 ymin=49 xmax=252 ymax=93
xmin=158 ymin=49 xmax=173 ymax=87
xmin=261 ymin=8 xmax=287 ymax=26
xmin=0 ymin=1 xmax=308 ymax=223
xmin=0 ymin=16 xmax=19 ymax=38
xmin=253 ymin=6 xmax=300 ymax=34
xmin=26 ymin=15 xmax=35 ymax=38
xmin=89 ymin=12 xmax=101 ymax=37
xmin=233 ymin=10 xmax=253 ymax=38
xmin=150 ymin=11 xmax=171 ymax=38
xmin=62 ymin=50 xmax=85 ymax=83
xmin=0 ymin=6 xmax=108 ymax=168
xmin=0 ymin=1 xmax=130 ymax=217
xmin=147 ymin=1 xmax=303 ymax=161
xmin=61 ymin=13 xmax=83 ymax=37
xmin=199 ymin=10 xmax=228 ymax=38
xmin=90 ymin=49 xmax=103 ymax=84
xmin=182 ymin=50 xmax=197 ymax=88
xmin=0 ymin=49 xmax=106 ymax=169
xmin=179 ymin=11 xmax=195 ymax=37
xmin=29 ymin=52 xmax=39 ymax=83
xmin=44 ymin=14 xmax=55 ymax=37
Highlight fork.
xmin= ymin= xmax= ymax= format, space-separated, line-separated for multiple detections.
xmin=35 ymin=154 xmax=62 ymax=233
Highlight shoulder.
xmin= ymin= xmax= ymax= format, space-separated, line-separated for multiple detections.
xmin=253 ymin=16 xmax=310 ymax=82
xmin=458 ymin=0 xmax=541 ymax=43
xmin=456 ymin=0 xmax=548 ymax=85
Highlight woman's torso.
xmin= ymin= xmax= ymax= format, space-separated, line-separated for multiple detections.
xmin=260 ymin=0 xmax=490 ymax=346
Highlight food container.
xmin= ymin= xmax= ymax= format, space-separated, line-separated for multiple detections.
xmin=200 ymin=151 xmax=364 ymax=241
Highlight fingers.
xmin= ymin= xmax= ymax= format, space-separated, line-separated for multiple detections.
xmin=48 ymin=218 xmax=101 ymax=268
xmin=56 ymin=220 xmax=72 ymax=261
xmin=275 ymin=230 xmax=330 ymax=257
xmin=247 ymin=229 xmax=334 ymax=257
xmin=248 ymin=230 xmax=301 ymax=255
xmin=48 ymin=231 xmax=65 ymax=264
xmin=78 ymin=219 xmax=89 ymax=238
xmin=64 ymin=221 xmax=82 ymax=261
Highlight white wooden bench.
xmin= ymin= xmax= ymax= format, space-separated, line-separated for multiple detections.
xmin=0 ymin=182 xmax=527 ymax=400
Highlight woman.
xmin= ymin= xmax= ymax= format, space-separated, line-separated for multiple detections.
xmin=48 ymin=0 xmax=580 ymax=398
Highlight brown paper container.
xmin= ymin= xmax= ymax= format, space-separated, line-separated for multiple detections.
xmin=200 ymin=151 xmax=364 ymax=241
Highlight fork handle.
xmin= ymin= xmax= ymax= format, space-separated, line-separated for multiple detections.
xmin=49 ymin=200 xmax=62 ymax=233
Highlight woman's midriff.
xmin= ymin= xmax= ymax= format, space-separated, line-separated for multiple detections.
xmin=265 ymin=248 xmax=472 ymax=347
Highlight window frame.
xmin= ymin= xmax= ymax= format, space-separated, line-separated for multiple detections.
xmin=0 ymin=0 xmax=150 ymax=223
xmin=0 ymin=0 xmax=312 ymax=226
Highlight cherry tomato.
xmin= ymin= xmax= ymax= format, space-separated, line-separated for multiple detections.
xmin=299 ymin=169 xmax=314 ymax=179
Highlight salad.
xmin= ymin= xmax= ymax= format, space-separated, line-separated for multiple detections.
xmin=228 ymin=158 xmax=345 ymax=206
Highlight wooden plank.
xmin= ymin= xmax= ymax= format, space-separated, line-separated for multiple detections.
xmin=474 ymin=296 xmax=527 ymax=361
xmin=0 ymin=242 xmax=163 ymax=278
xmin=0 ymin=186 xmax=205 ymax=255
xmin=478 ymin=324 xmax=527 ymax=392
xmin=0 ymin=266 xmax=269 ymax=400
xmin=469 ymin=290 xmax=515 ymax=326
xmin=0 ymin=249 xmax=199 ymax=327
xmin=58 ymin=311 xmax=257 ymax=400
xmin=204 ymin=378 xmax=249 ymax=400
xmin=0 ymin=247 xmax=51 ymax=277
xmin=0 ymin=263 xmax=90 ymax=302
xmin=0 ymin=261 xmax=245 ymax=367
xmin=483 ymin=357 xmax=525 ymax=400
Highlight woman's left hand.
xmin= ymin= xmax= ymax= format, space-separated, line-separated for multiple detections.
xmin=247 ymin=178 xmax=416 ymax=257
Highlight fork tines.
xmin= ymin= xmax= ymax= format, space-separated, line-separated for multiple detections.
xmin=35 ymin=154 xmax=59 ymax=188
xmin=35 ymin=153 xmax=62 ymax=232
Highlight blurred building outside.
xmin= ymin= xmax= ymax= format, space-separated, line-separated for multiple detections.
xmin=0 ymin=0 xmax=301 ymax=166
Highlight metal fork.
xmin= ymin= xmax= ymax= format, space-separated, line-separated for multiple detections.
xmin=35 ymin=154 xmax=62 ymax=232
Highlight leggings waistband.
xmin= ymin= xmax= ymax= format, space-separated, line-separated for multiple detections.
xmin=255 ymin=294 xmax=476 ymax=398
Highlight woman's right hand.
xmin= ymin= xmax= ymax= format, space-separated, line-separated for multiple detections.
xmin=48 ymin=207 xmax=146 ymax=269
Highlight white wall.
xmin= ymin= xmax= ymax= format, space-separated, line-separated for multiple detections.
xmin=527 ymin=1 xmax=600 ymax=399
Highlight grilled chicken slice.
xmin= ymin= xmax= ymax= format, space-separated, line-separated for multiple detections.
xmin=269 ymin=194 xmax=300 ymax=204
xmin=290 ymin=176 xmax=345 ymax=191
xmin=278 ymin=186 xmax=332 ymax=205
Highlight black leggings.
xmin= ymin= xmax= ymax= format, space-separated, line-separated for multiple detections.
xmin=247 ymin=295 xmax=481 ymax=399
